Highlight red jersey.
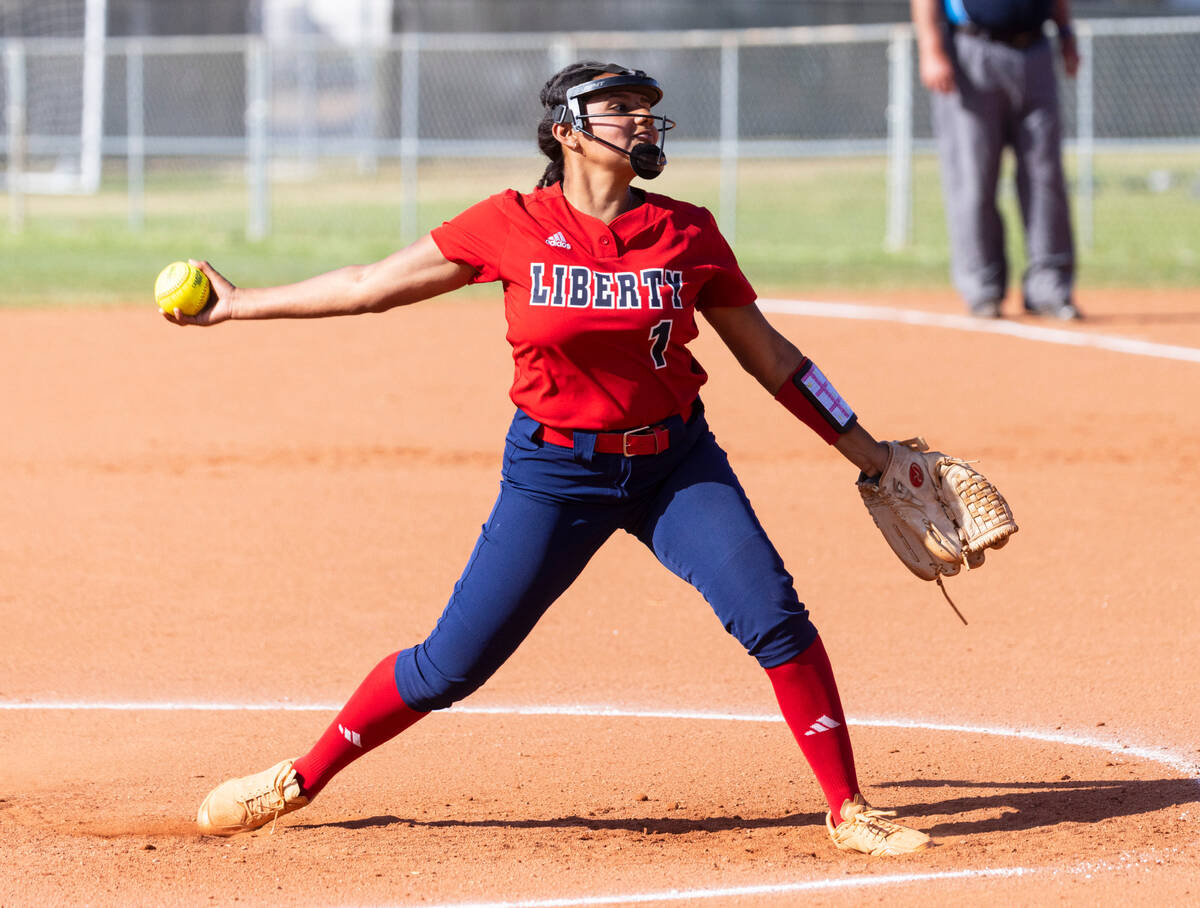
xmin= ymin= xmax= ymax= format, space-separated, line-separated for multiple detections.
xmin=430 ymin=182 xmax=755 ymax=431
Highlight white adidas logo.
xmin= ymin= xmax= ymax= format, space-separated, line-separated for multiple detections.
xmin=545 ymin=231 xmax=571 ymax=250
xmin=803 ymin=714 xmax=842 ymax=736
xmin=338 ymin=723 xmax=363 ymax=748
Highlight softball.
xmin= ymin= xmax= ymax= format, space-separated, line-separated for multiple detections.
xmin=154 ymin=261 xmax=211 ymax=316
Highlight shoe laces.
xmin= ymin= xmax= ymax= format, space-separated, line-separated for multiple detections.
xmin=845 ymin=805 xmax=904 ymax=842
xmin=238 ymin=768 xmax=295 ymax=831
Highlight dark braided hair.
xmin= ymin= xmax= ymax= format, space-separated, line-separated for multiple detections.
xmin=536 ymin=61 xmax=640 ymax=189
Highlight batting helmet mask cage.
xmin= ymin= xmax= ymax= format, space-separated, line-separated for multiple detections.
xmin=550 ymin=68 xmax=675 ymax=180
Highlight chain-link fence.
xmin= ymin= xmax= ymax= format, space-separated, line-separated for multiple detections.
xmin=3 ymin=18 xmax=1199 ymax=252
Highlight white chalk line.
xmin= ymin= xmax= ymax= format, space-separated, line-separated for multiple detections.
xmin=401 ymin=867 xmax=1035 ymax=908
xmin=757 ymin=299 xmax=1200 ymax=364
xmin=4 ymin=700 xmax=1196 ymax=905
xmin=5 ymin=701 xmax=1195 ymax=776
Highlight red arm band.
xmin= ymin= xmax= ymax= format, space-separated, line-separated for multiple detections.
xmin=774 ymin=358 xmax=858 ymax=445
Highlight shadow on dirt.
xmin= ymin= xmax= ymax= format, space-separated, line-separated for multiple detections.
xmin=304 ymin=776 xmax=1200 ymax=837
xmin=1065 ymin=311 xmax=1200 ymax=327
xmin=304 ymin=810 xmax=825 ymax=835
xmin=877 ymin=776 xmax=1200 ymax=836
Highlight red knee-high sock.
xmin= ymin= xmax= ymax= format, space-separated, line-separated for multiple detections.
xmin=292 ymin=651 xmax=426 ymax=798
xmin=764 ymin=635 xmax=859 ymax=824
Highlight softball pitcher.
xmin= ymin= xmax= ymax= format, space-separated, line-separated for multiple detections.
xmin=168 ymin=61 xmax=930 ymax=856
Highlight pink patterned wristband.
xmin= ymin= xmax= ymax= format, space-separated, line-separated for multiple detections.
xmin=774 ymin=358 xmax=857 ymax=444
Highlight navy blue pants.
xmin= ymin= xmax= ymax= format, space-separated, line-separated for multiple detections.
xmin=394 ymin=400 xmax=817 ymax=711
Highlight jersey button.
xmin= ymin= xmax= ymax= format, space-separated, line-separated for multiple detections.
xmin=599 ymin=236 xmax=610 ymax=246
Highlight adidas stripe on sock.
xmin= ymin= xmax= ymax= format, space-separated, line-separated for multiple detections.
xmin=764 ymin=635 xmax=859 ymax=824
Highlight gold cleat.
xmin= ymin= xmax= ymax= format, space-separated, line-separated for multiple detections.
xmin=197 ymin=758 xmax=309 ymax=835
xmin=826 ymin=794 xmax=931 ymax=856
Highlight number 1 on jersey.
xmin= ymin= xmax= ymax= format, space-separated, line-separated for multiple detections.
xmin=648 ymin=319 xmax=672 ymax=369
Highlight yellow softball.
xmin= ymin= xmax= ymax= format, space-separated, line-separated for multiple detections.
xmin=154 ymin=261 xmax=211 ymax=316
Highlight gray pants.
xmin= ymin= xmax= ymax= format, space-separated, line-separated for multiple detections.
xmin=932 ymin=31 xmax=1075 ymax=310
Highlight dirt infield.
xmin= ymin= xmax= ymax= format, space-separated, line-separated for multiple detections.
xmin=2 ymin=288 xmax=1198 ymax=906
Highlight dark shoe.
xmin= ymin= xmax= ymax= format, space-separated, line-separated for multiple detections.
xmin=968 ymin=300 xmax=1002 ymax=319
xmin=1025 ymin=300 xmax=1083 ymax=321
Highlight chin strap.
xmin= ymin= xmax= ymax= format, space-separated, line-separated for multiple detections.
xmin=553 ymin=101 xmax=672 ymax=180
xmin=571 ymin=124 xmax=667 ymax=179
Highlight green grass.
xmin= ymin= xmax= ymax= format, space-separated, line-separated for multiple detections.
xmin=2 ymin=150 xmax=1196 ymax=307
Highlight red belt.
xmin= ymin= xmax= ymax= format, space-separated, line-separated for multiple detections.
xmin=539 ymin=402 xmax=694 ymax=456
